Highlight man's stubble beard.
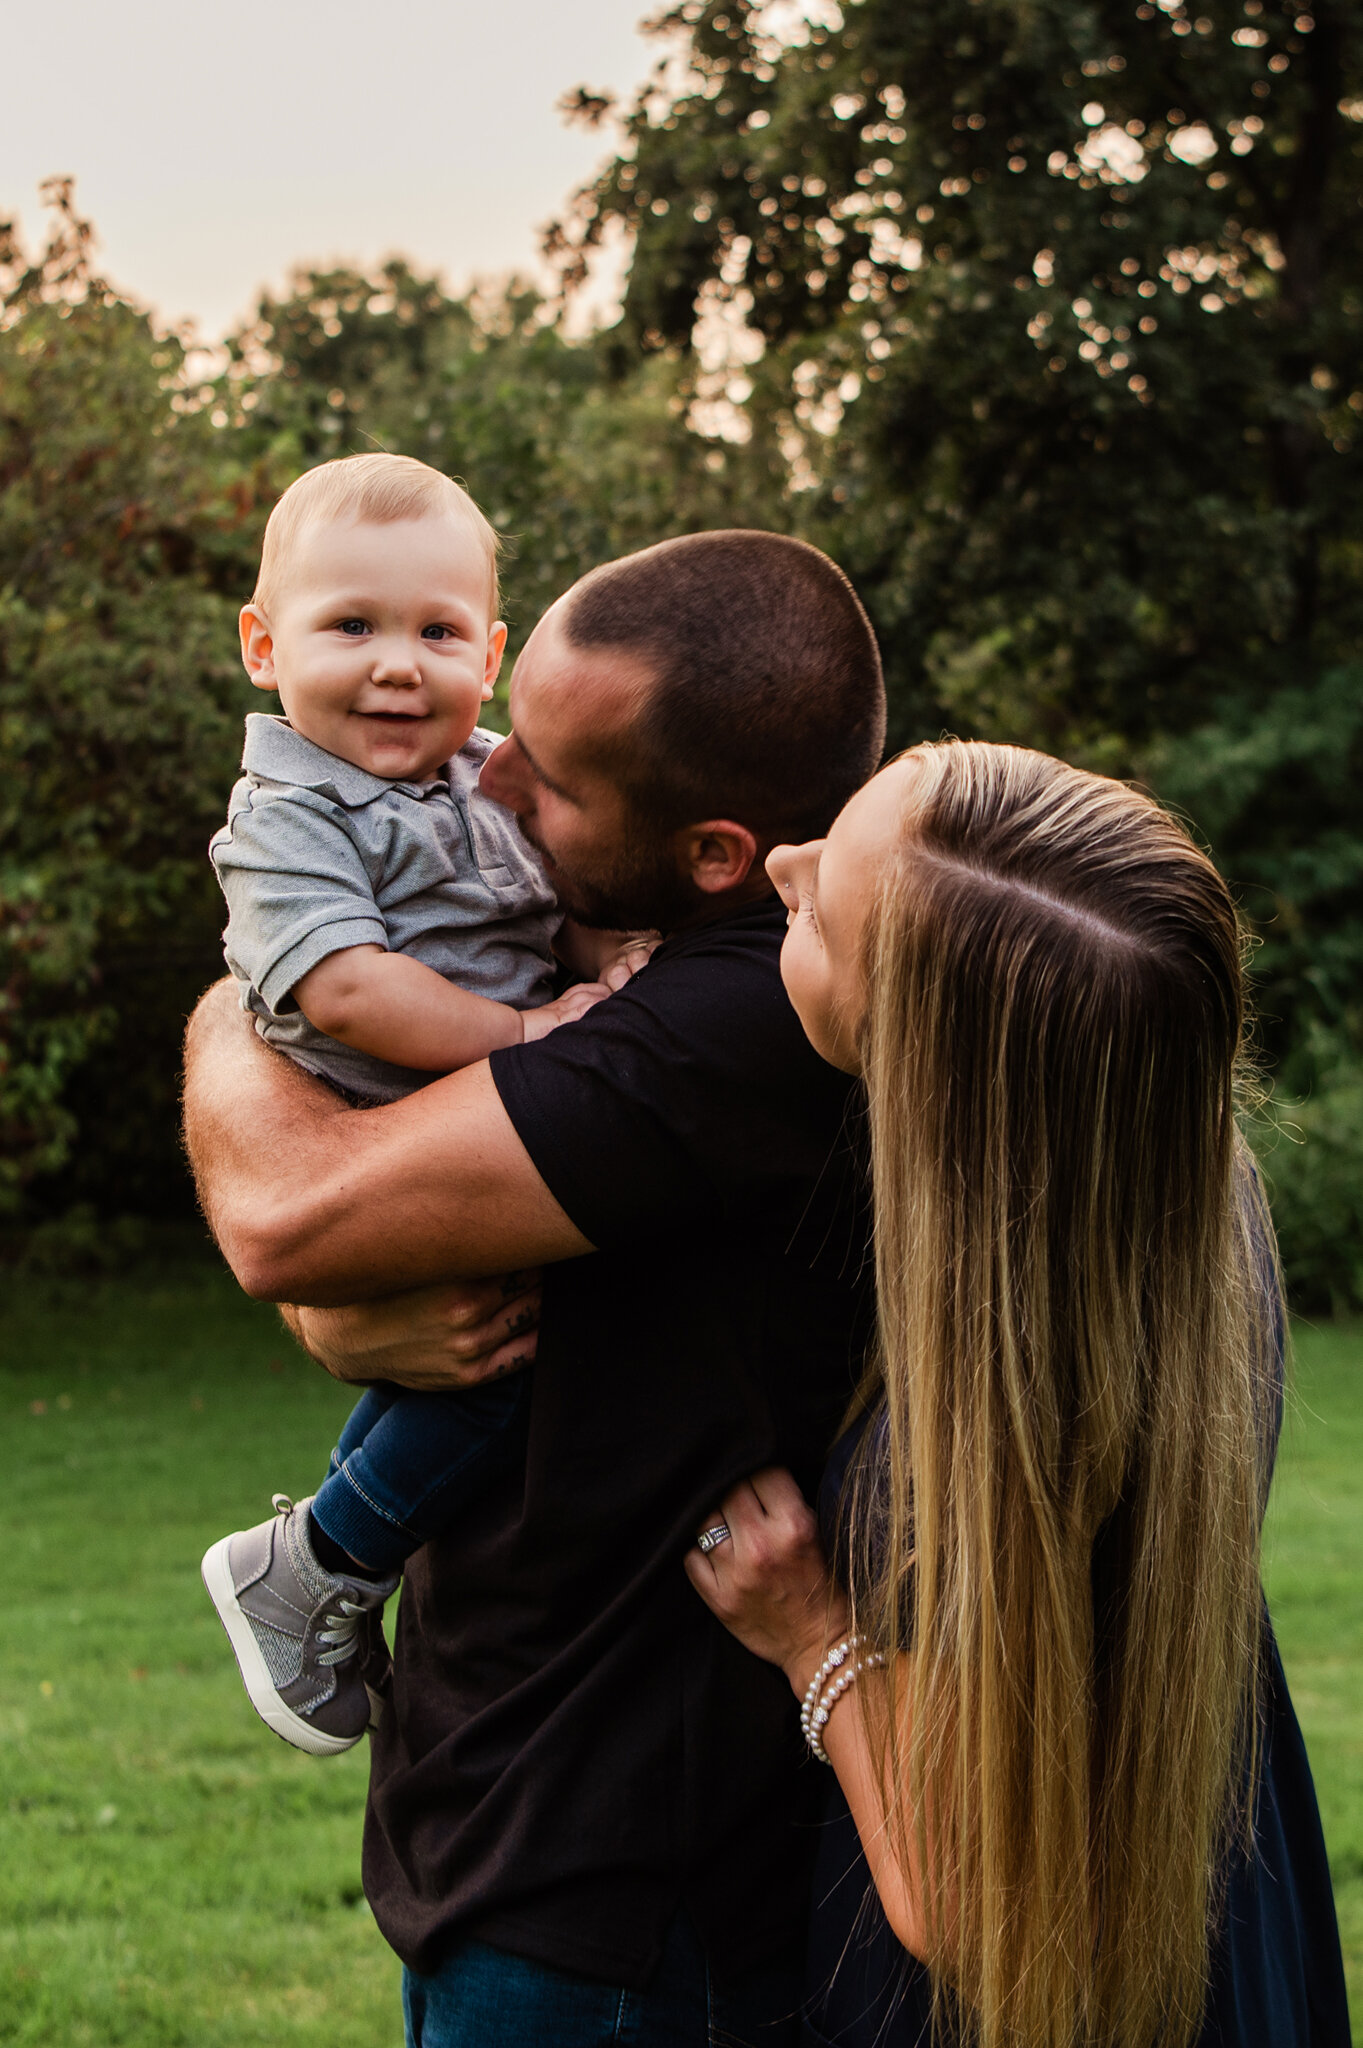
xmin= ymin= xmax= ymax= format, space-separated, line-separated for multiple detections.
xmin=523 ymin=811 xmax=702 ymax=934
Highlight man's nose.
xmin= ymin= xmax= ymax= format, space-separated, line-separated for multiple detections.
xmin=479 ymin=736 xmax=525 ymax=811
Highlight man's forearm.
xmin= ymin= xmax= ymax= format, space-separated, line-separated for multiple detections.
xmin=184 ymin=985 xmax=348 ymax=1283
xmin=182 ymin=980 xmax=591 ymax=1305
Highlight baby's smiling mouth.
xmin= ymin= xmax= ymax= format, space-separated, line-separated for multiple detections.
xmin=356 ymin=709 xmax=428 ymax=722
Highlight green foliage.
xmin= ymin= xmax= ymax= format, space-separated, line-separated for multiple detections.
xmin=0 ymin=213 xmax=758 ymax=1224
xmin=569 ymin=0 xmax=1363 ymax=745
xmin=217 ymin=259 xmax=768 ymax=683
xmin=557 ymin=0 xmax=1363 ymax=1299
xmin=2 ymin=29 xmax=1362 ymax=1308
xmin=0 ymin=184 xmax=261 ymax=1221
xmin=1143 ymin=663 xmax=1363 ymax=1067
xmin=1253 ymin=1045 xmax=1363 ymax=1311
xmin=1148 ymin=662 xmax=1363 ymax=1309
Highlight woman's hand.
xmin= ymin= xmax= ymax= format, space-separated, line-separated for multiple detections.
xmin=689 ymin=1467 xmax=932 ymax=1960
xmin=280 ymin=1271 xmax=542 ymax=1390
xmin=684 ymin=1466 xmax=851 ymax=1695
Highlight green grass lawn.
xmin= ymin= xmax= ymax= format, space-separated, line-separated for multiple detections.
xmin=1264 ymin=1316 xmax=1363 ymax=2037
xmin=0 ymin=1257 xmax=398 ymax=2046
xmin=1 ymin=1259 xmax=1359 ymax=2044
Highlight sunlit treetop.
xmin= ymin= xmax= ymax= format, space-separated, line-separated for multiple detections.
xmin=557 ymin=0 xmax=1360 ymax=396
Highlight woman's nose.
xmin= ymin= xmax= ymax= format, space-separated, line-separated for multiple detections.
xmin=765 ymin=840 xmax=809 ymax=904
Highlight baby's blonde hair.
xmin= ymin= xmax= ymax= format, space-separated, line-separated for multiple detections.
xmin=253 ymin=453 xmax=501 ymax=617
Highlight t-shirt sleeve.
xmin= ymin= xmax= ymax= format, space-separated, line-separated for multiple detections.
xmin=210 ymin=785 xmax=389 ymax=1013
xmin=488 ymin=926 xmax=848 ymax=1249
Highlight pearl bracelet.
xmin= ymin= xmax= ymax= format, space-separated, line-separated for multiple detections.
xmin=799 ymin=1635 xmax=865 ymax=1740
xmin=800 ymin=1637 xmax=886 ymax=1766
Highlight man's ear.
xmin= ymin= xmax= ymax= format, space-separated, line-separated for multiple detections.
xmin=482 ymin=621 xmax=509 ymax=702
xmin=674 ymin=819 xmax=761 ymax=897
xmin=239 ymin=605 xmax=279 ymax=693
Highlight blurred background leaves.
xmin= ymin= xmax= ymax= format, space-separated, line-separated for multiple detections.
xmin=2 ymin=0 xmax=1361 ymax=1308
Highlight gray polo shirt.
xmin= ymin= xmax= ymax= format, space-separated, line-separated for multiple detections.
xmin=210 ymin=715 xmax=561 ymax=1103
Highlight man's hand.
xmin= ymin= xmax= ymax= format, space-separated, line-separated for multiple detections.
xmin=282 ymin=1271 xmax=543 ymax=1390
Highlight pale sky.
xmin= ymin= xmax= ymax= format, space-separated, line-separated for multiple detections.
xmin=3 ymin=0 xmax=659 ymax=342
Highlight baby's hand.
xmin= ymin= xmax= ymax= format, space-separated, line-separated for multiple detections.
xmin=521 ymin=981 xmax=612 ymax=1043
xmin=555 ymin=918 xmax=661 ymax=988
xmin=596 ymin=934 xmax=661 ymax=992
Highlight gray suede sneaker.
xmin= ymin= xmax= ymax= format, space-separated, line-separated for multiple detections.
xmin=201 ymin=1494 xmax=398 ymax=1756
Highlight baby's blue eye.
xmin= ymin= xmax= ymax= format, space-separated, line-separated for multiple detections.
xmin=338 ymin=618 xmax=368 ymax=636
xmin=422 ymin=624 xmax=456 ymax=641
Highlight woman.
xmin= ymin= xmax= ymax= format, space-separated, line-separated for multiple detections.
xmin=688 ymin=742 xmax=1350 ymax=2048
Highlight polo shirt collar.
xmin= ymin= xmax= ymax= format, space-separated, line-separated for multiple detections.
xmin=241 ymin=714 xmax=447 ymax=805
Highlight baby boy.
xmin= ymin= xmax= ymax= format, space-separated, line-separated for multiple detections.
xmin=201 ymin=453 xmax=624 ymax=1756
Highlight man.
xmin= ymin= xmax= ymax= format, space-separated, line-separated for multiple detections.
xmin=184 ymin=529 xmax=886 ymax=2046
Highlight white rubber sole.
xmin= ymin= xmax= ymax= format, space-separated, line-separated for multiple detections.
xmin=201 ymin=1536 xmax=360 ymax=1757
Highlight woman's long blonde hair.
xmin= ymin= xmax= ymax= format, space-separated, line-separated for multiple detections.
xmin=851 ymin=741 xmax=1274 ymax=2048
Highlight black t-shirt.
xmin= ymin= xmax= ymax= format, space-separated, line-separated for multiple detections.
xmin=362 ymin=897 xmax=874 ymax=1987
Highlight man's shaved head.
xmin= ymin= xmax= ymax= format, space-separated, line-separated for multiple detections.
xmin=560 ymin=530 xmax=886 ymax=844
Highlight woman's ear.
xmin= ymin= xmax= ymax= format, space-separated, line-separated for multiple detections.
xmin=675 ymin=819 xmax=761 ymax=896
xmin=239 ymin=605 xmax=279 ymax=693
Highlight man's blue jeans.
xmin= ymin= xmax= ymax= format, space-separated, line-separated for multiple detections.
xmin=402 ymin=1913 xmax=803 ymax=2047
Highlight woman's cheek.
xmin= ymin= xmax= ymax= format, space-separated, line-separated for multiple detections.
xmin=781 ymin=939 xmax=834 ymax=1061
xmin=778 ymin=926 xmax=811 ymax=1017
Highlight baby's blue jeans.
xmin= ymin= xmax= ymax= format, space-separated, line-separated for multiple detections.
xmin=309 ymin=1375 xmax=529 ymax=1573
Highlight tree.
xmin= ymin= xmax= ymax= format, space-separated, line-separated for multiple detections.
xmin=560 ymin=4 xmax=1363 ymax=1008
xmin=0 ymin=183 xmax=259 ymax=1223
xmin=564 ymin=0 xmax=1361 ymax=725
xmin=556 ymin=2 xmax=1363 ymax=1301
xmin=0 ymin=226 xmax=767 ymax=1231
xmin=218 ymin=259 xmax=770 ymax=685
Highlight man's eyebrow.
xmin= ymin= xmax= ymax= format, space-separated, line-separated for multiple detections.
xmin=515 ymin=732 xmax=574 ymax=801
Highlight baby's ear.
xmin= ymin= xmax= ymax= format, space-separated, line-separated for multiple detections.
xmin=482 ymin=620 xmax=509 ymax=700
xmin=239 ymin=604 xmax=278 ymax=692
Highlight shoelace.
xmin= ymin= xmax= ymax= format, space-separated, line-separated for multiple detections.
xmin=316 ymin=1600 xmax=366 ymax=1668
xmin=271 ymin=1491 xmax=366 ymax=1669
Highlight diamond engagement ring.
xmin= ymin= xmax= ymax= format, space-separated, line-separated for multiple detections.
xmin=696 ymin=1522 xmax=732 ymax=1554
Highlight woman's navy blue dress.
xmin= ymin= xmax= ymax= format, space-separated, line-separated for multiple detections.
xmin=803 ymin=1279 xmax=1352 ymax=2046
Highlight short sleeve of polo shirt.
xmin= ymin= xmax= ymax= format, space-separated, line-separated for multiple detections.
xmin=211 ymin=786 xmax=389 ymax=1013
xmin=487 ymin=904 xmax=847 ymax=1250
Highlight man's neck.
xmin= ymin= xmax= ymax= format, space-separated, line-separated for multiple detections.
xmin=665 ymin=870 xmax=778 ymax=938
